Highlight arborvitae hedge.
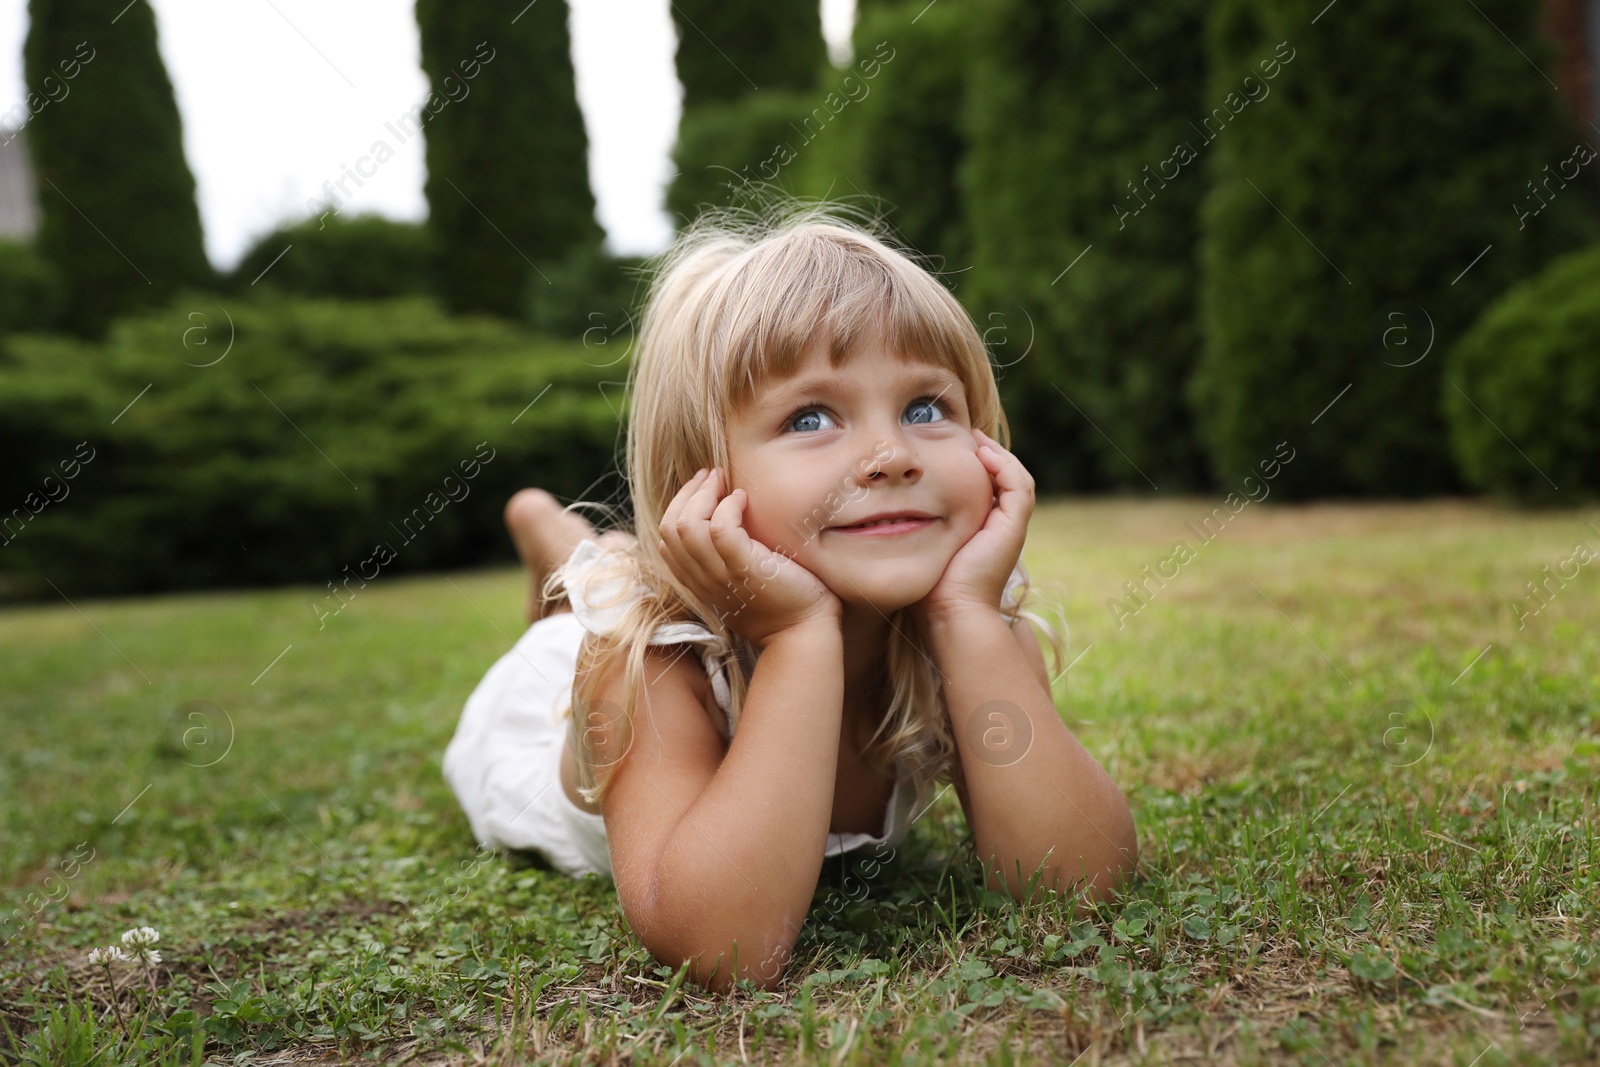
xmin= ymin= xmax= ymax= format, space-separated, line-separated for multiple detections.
xmin=0 ymin=239 xmax=61 ymax=335
xmin=1191 ymin=0 xmax=1597 ymax=497
xmin=1445 ymin=244 xmax=1600 ymax=503
xmin=794 ymin=4 xmax=968 ymax=273
xmin=415 ymin=0 xmax=603 ymax=319
xmin=0 ymin=296 xmax=621 ymax=599
xmin=961 ymin=0 xmax=1210 ymax=492
xmin=666 ymin=0 xmax=827 ymax=221
xmin=669 ymin=0 xmax=823 ymax=110
xmin=667 ymin=90 xmax=817 ymax=221
xmin=23 ymin=0 xmax=213 ymax=337
xmin=525 ymin=243 xmax=649 ymax=341
xmin=228 ymin=215 xmax=433 ymax=300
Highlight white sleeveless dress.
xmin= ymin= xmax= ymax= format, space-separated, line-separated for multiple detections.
xmin=443 ymin=537 xmax=958 ymax=879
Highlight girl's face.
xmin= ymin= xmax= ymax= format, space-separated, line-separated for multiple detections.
xmin=724 ymin=342 xmax=994 ymax=613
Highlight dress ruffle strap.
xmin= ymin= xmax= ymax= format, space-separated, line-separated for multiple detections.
xmin=559 ymin=538 xmax=740 ymax=738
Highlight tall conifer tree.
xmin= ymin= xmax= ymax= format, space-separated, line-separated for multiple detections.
xmin=24 ymin=0 xmax=213 ymax=337
xmin=1191 ymin=0 xmax=1596 ymax=495
xmin=666 ymin=1 xmax=827 ymax=220
xmin=416 ymin=0 xmax=603 ymax=318
xmin=961 ymin=0 xmax=1209 ymax=491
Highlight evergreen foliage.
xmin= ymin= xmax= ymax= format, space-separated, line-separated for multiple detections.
xmin=1191 ymin=0 xmax=1597 ymax=495
xmin=666 ymin=0 xmax=828 ymax=221
xmin=1445 ymin=244 xmax=1600 ymax=503
xmin=23 ymin=0 xmax=213 ymax=337
xmin=228 ymin=215 xmax=433 ymax=300
xmin=961 ymin=0 xmax=1210 ymax=491
xmin=415 ymin=0 xmax=603 ymax=319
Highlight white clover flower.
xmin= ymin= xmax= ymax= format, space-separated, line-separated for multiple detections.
xmin=120 ymin=926 xmax=160 ymax=949
xmin=119 ymin=926 xmax=163 ymax=964
xmin=87 ymin=945 xmax=131 ymax=965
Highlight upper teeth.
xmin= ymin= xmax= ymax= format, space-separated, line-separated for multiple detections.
xmin=858 ymin=517 xmax=909 ymax=527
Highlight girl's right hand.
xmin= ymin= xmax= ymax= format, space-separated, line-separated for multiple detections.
xmin=658 ymin=467 xmax=841 ymax=649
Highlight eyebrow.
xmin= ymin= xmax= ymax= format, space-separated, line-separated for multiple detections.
xmin=758 ymin=368 xmax=966 ymax=416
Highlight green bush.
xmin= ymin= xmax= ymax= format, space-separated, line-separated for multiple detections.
xmin=669 ymin=0 xmax=824 ymax=109
xmin=1192 ymin=0 xmax=1596 ymax=497
xmin=416 ymin=0 xmax=603 ymax=318
xmin=526 ymin=243 xmax=649 ymax=342
xmin=794 ymin=7 xmax=967 ymax=272
xmin=24 ymin=0 xmax=215 ymax=337
xmin=666 ymin=90 xmax=817 ymax=222
xmin=1445 ymin=244 xmax=1600 ymax=503
xmin=666 ymin=0 xmax=827 ymax=221
xmin=0 ymin=296 xmax=623 ymax=600
xmin=961 ymin=0 xmax=1210 ymax=492
xmin=227 ymin=214 xmax=434 ymax=300
xmin=0 ymin=239 xmax=62 ymax=334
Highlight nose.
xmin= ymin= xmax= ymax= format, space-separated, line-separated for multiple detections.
xmin=858 ymin=427 xmax=922 ymax=486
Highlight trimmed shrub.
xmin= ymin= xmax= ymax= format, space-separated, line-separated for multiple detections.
xmin=669 ymin=0 xmax=824 ymax=109
xmin=666 ymin=90 xmax=817 ymax=221
xmin=415 ymin=0 xmax=603 ymax=318
xmin=227 ymin=215 xmax=433 ymax=300
xmin=525 ymin=243 xmax=649 ymax=342
xmin=1192 ymin=0 xmax=1597 ymax=497
xmin=794 ymin=6 xmax=967 ymax=273
xmin=666 ymin=0 xmax=827 ymax=221
xmin=1445 ymin=244 xmax=1600 ymax=503
xmin=961 ymin=0 xmax=1210 ymax=492
xmin=0 ymin=296 xmax=623 ymax=600
xmin=23 ymin=0 xmax=215 ymax=337
xmin=0 ymin=239 xmax=62 ymax=334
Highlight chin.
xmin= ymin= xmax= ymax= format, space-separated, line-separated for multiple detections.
xmin=820 ymin=565 xmax=937 ymax=614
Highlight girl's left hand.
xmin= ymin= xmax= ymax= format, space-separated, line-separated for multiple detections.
xmin=911 ymin=428 xmax=1035 ymax=628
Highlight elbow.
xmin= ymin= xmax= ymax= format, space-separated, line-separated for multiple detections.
xmin=626 ymin=850 xmax=810 ymax=993
xmin=996 ymin=818 xmax=1140 ymax=909
xmin=629 ymin=877 xmax=800 ymax=994
xmin=642 ymin=928 xmax=796 ymax=994
xmin=1069 ymin=820 xmax=1140 ymax=909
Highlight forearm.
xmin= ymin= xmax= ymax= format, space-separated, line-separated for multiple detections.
xmin=924 ymin=609 xmax=1137 ymax=904
xmin=647 ymin=617 xmax=843 ymax=989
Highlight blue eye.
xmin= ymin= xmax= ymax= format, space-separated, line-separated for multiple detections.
xmin=785 ymin=406 xmax=837 ymax=433
xmin=782 ymin=396 xmax=951 ymax=433
xmin=906 ymin=396 xmax=949 ymax=425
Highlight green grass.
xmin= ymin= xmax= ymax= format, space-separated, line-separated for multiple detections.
xmin=1 ymin=498 xmax=1597 ymax=1065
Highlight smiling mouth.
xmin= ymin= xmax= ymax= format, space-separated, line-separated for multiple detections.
xmin=829 ymin=517 xmax=938 ymax=536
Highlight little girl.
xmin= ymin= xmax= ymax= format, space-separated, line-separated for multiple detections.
xmin=443 ymin=204 xmax=1138 ymax=992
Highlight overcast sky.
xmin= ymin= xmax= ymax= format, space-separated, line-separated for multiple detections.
xmin=0 ymin=0 xmax=855 ymax=271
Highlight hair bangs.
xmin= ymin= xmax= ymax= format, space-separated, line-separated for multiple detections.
xmin=710 ymin=224 xmax=988 ymax=419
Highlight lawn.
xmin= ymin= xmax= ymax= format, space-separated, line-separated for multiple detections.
xmin=1 ymin=498 xmax=1597 ymax=1065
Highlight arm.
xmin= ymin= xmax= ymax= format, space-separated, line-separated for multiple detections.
xmin=927 ymin=606 xmax=1137 ymax=907
xmin=589 ymin=616 xmax=845 ymax=992
xmin=946 ymin=615 xmax=1050 ymax=816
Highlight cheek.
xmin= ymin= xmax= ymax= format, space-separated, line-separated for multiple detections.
xmin=937 ymin=454 xmax=991 ymax=542
xmin=952 ymin=451 xmax=993 ymax=513
xmin=737 ymin=488 xmax=803 ymax=555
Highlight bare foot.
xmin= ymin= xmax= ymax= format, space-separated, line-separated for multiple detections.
xmin=504 ymin=489 xmax=598 ymax=623
xmin=504 ymin=490 xmax=640 ymax=622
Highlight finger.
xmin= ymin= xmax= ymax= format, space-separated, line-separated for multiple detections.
xmin=707 ymin=491 xmax=759 ymax=622
xmin=978 ymin=443 xmax=1035 ymax=520
xmin=676 ymin=467 xmax=733 ymax=587
xmin=658 ymin=467 xmax=708 ymax=571
xmin=659 ymin=468 xmax=708 ymax=542
xmin=708 ymin=488 xmax=751 ymax=574
xmin=723 ymin=489 xmax=781 ymax=578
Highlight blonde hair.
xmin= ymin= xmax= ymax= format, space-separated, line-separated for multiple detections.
xmin=548 ymin=198 xmax=1067 ymax=812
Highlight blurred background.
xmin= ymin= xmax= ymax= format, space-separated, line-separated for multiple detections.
xmin=1 ymin=0 xmax=1596 ymax=602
